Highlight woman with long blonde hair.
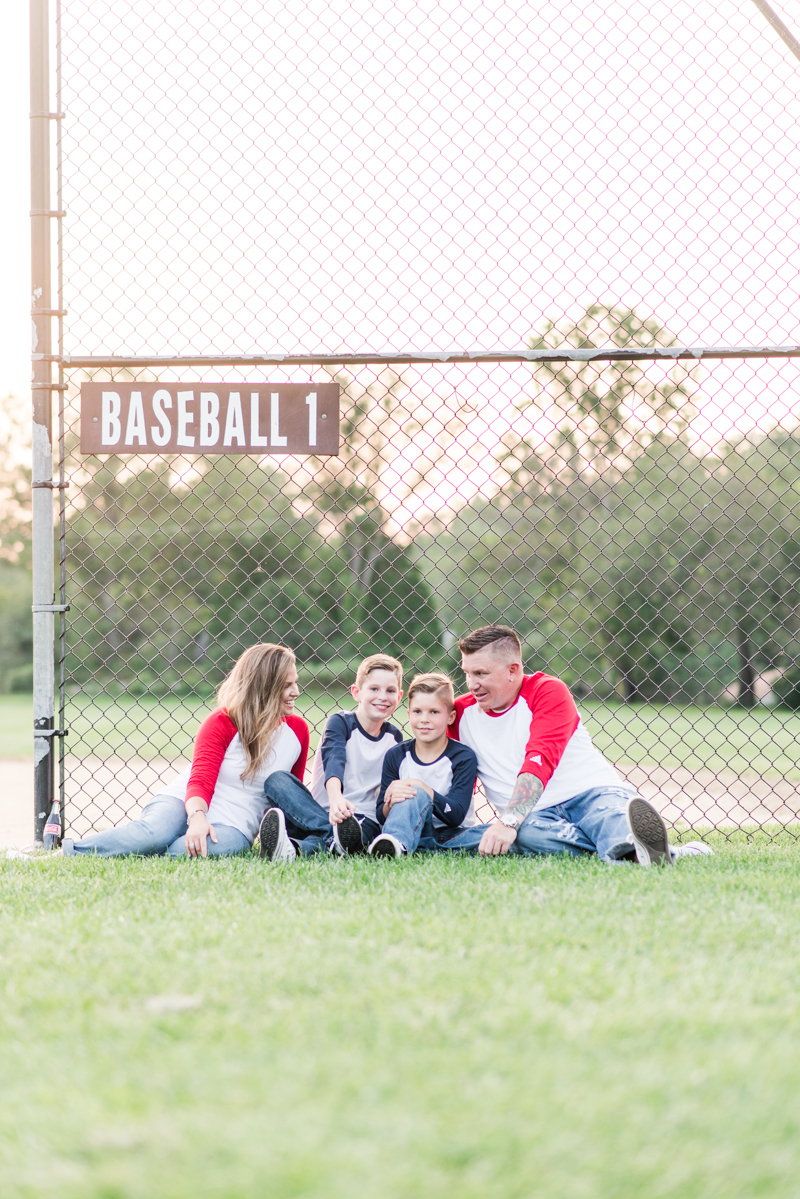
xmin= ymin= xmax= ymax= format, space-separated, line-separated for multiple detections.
xmin=60 ymin=644 xmax=309 ymax=858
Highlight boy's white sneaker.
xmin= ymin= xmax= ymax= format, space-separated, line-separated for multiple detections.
xmin=626 ymin=797 xmax=673 ymax=867
xmin=257 ymin=808 xmax=297 ymax=862
xmin=671 ymin=841 xmax=714 ymax=860
xmin=331 ymin=816 xmax=365 ymax=856
xmin=368 ymin=833 xmax=405 ymax=859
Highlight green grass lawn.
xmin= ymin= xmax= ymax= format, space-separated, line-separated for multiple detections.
xmin=0 ymin=696 xmax=35 ymax=757
xmin=4 ymin=690 xmax=800 ymax=781
xmin=2 ymin=842 xmax=800 ymax=1197
xmin=1 ymin=687 xmax=411 ymax=762
xmin=584 ymin=700 xmax=800 ymax=780
xmin=0 ymin=688 xmax=359 ymax=760
xmin=3 ymin=694 xmax=800 ymax=780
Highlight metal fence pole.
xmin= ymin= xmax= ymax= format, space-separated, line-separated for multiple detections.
xmin=749 ymin=0 xmax=800 ymax=64
xmin=30 ymin=0 xmax=56 ymax=843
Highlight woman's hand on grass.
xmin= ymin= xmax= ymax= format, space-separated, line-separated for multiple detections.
xmin=329 ymin=796 xmax=356 ymax=825
xmin=186 ymin=810 xmax=218 ymax=857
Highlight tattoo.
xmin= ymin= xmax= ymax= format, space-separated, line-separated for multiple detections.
xmin=500 ymin=773 xmax=543 ymax=830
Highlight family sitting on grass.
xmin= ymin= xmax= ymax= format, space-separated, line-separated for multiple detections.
xmin=53 ymin=626 xmax=712 ymax=866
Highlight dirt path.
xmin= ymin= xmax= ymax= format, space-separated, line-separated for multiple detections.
xmin=3 ymin=757 xmax=800 ymax=848
xmin=0 ymin=756 xmax=189 ymax=847
xmin=0 ymin=760 xmax=35 ymax=849
xmin=616 ymin=763 xmax=800 ymax=828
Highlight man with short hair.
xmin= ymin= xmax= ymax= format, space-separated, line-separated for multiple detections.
xmin=442 ymin=625 xmax=711 ymax=865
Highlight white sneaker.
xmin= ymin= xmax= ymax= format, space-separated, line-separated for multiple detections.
xmin=626 ymin=797 xmax=673 ymax=867
xmin=331 ymin=815 xmax=365 ymax=856
xmin=671 ymin=841 xmax=714 ymax=860
xmin=257 ymin=808 xmax=297 ymax=862
xmin=367 ymin=833 xmax=405 ymax=859
xmin=5 ymin=844 xmax=62 ymax=861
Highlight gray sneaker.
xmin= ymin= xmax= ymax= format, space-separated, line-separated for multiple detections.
xmin=626 ymin=797 xmax=673 ymax=867
xmin=331 ymin=816 xmax=365 ymax=856
xmin=257 ymin=808 xmax=297 ymax=862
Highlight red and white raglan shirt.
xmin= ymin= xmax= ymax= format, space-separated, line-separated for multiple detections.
xmin=157 ymin=709 xmax=310 ymax=840
xmin=450 ymin=674 xmax=633 ymax=815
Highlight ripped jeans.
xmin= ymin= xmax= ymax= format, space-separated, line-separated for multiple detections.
xmin=438 ymin=787 xmax=638 ymax=863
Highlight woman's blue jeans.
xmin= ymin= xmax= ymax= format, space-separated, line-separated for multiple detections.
xmin=62 ymin=794 xmax=251 ymax=858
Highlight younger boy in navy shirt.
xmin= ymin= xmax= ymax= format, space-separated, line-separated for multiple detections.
xmin=369 ymin=672 xmax=478 ymax=858
xmin=257 ymin=653 xmax=404 ymax=860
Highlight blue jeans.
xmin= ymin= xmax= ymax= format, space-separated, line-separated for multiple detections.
xmin=62 ymin=794 xmax=252 ymax=858
xmin=381 ymin=786 xmax=450 ymax=852
xmin=439 ymin=787 xmax=638 ymax=863
xmin=264 ymin=770 xmax=380 ymax=854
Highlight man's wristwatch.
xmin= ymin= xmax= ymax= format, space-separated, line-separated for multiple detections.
xmin=499 ymin=811 xmax=521 ymax=830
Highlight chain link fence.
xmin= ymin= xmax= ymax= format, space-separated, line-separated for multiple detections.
xmin=41 ymin=0 xmax=800 ymax=839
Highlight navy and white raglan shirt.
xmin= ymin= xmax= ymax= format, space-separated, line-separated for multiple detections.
xmin=376 ymin=738 xmax=479 ymax=829
xmin=310 ymin=711 xmax=404 ymax=820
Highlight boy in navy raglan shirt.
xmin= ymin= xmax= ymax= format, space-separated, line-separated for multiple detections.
xmin=257 ymin=653 xmax=404 ymax=860
xmin=368 ymin=673 xmax=478 ymax=858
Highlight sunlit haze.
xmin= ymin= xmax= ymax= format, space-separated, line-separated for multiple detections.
xmin=6 ymin=1 xmax=800 ymax=478
xmin=0 ymin=4 xmax=31 ymax=403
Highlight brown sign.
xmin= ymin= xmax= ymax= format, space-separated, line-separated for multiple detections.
xmin=80 ymin=383 xmax=339 ymax=455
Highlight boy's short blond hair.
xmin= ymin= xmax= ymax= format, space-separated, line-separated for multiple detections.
xmin=355 ymin=653 xmax=404 ymax=689
xmin=407 ymin=672 xmax=455 ymax=710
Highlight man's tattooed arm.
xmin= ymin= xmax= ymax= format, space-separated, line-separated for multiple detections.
xmin=498 ymin=772 xmax=543 ymax=829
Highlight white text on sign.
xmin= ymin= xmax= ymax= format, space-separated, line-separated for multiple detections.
xmin=80 ymin=383 xmax=340 ymax=456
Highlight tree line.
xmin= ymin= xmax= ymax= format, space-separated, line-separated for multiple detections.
xmin=3 ymin=305 xmax=800 ymax=707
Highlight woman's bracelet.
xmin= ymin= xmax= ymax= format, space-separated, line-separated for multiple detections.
xmin=188 ymin=809 xmax=207 ymax=821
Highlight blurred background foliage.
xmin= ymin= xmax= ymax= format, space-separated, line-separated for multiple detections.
xmin=3 ymin=307 xmax=800 ymax=707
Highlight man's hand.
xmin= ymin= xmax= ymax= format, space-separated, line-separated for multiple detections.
xmin=186 ymin=810 xmax=218 ymax=858
xmin=329 ymin=795 xmax=356 ymax=824
xmin=478 ymin=773 xmax=543 ymax=855
xmin=478 ymin=819 xmax=518 ymax=856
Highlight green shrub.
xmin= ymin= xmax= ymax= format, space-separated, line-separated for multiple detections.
xmin=774 ymin=667 xmax=800 ymax=709
xmin=0 ymin=566 xmax=32 ymax=693
xmin=8 ymin=663 xmax=33 ymax=692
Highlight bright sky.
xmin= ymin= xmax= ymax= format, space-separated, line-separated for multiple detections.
xmin=58 ymin=0 xmax=800 ymax=357
xmin=0 ymin=3 xmax=32 ymax=402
